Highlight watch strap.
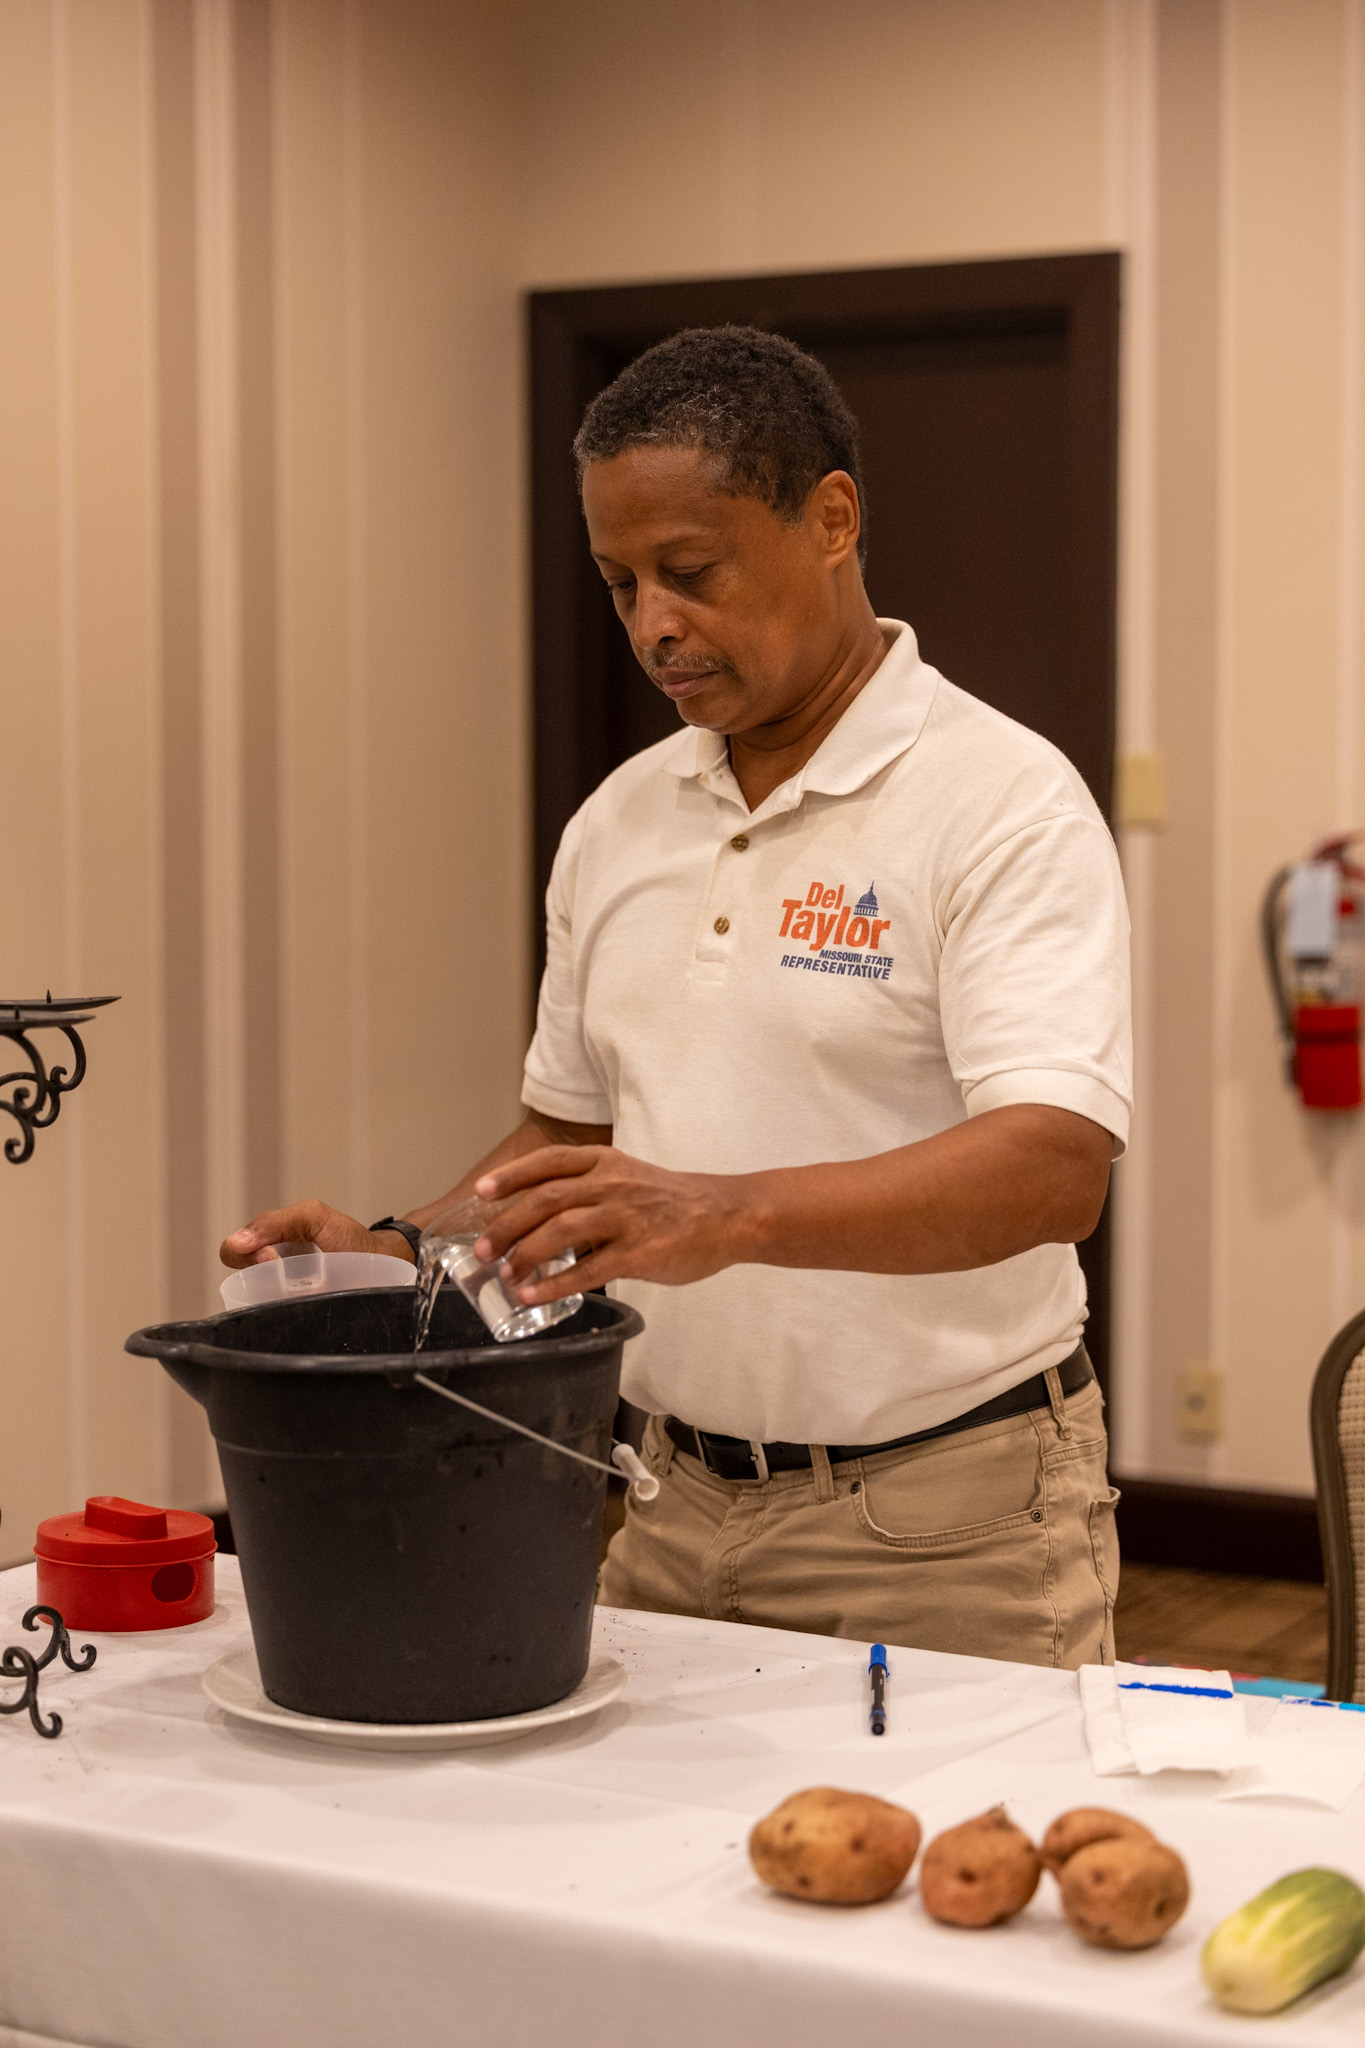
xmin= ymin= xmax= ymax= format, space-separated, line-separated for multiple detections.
xmin=368 ymin=1215 xmax=422 ymax=1260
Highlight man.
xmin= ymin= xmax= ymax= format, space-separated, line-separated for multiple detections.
xmin=224 ymin=326 xmax=1130 ymax=1668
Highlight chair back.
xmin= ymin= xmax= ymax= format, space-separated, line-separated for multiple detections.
xmin=1311 ymin=1307 xmax=1365 ymax=1703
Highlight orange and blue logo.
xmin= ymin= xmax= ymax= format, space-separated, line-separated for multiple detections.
xmin=778 ymin=881 xmax=893 ymax=981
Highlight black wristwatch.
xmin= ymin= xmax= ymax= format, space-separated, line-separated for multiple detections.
xmin=368 ymin=1215 xmax=422 ymax=1261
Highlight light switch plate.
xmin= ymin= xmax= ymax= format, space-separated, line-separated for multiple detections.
xmin=1115 ymin=749 xmax=1167 ymax=829
xmin=1177 ymin=1363 xmax=1222 ymax=1443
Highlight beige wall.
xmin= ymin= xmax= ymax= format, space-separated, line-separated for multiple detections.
xmin=517 ymin=0 xmax=1111 ymax=282
xmin=0 ymin=0 xmax=169 ymax=1561
xmin=2 ymin=0 xmax=1363 ymax=1566
xmin=270 ymin=1 xmax=526 ymax=1230
xmin=0 ymin=0 xmax=526 ymax=1565
xmin=1207 ymin=0 xmax=1365 ymax=1491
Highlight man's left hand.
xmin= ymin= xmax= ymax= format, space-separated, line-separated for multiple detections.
xmin=473 ymin=1147 xmax=752 ymax=1303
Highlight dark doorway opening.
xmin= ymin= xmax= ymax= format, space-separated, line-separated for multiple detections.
xmin=529 ymin=253 xmax=1120 ymax=1392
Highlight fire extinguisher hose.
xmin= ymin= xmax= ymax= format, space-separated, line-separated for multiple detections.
xmin=1260 ymin=863 xmax=1295 ymax=1075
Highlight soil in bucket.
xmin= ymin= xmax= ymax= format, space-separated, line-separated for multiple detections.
xmin=125 ymin=1287 xmax=642 ymax=1724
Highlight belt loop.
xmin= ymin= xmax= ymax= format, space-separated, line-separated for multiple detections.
xmin=808 ymin=1443 xmax=836 ymax=1503
xmin=653 ymin=1420 xmax=676 ymax=1478
xmin=1044 ymin=1366 xmax=1072 ymax=1439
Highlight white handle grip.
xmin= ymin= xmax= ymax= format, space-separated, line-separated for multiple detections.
xmin=611 ymin=1443 xmax=660 ymax=1501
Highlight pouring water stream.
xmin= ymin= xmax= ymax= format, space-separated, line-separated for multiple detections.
xmin=411 ymin=1225 xmax=657 ymax=1500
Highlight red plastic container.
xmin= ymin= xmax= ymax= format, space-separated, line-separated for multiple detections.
xmin=34 ymin=1496 xmax=216 ymax=1631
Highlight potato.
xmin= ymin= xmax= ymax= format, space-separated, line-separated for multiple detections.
xmin=1040 ymin=1807 xmax=1156 ymax=1875
xmin=918 ymin=1806 xmax=1042 ymax=1928
xmin=1060 ymin=1836 xmax=1190 ymax=1949
xmin=748 ymin=1787 xmax=921 ymax=1905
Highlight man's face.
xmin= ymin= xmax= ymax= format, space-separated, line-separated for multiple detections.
xmin=581 ymin=443 xmax=860 ymax=736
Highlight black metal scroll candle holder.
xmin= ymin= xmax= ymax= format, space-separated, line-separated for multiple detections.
xmin=0 ymin=1607 xmax=97 ymax=1739
xmin=0 ymin=996 xmax=118 ymax=1165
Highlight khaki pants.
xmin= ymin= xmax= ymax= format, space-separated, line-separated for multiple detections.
xmin=599 ymin=1374 xmax=1119 ymax=1669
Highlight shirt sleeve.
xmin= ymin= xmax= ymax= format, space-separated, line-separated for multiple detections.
xmin=938 ymin=811 xmax=1133 ymax=1156
xmin=521 ymin=807 xmax=615 ymax=1127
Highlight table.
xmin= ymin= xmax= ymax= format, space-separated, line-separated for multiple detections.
xmin=0 ymin=1558 xmax=1360 ymax=2048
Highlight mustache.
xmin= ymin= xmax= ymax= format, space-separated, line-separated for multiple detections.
xmin=642 ymin=653 xmax=734 ymax=681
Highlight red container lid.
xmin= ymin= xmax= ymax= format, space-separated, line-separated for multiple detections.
xmin=35 ymin=1496 xmax=216 ymax=1566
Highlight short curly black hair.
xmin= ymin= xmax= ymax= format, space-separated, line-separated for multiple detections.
xmin=574 ymin=326 xmax=867 ymax=563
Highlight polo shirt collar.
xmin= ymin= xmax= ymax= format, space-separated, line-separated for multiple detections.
xmin=655 ymin=620 xmax=937 ymax=816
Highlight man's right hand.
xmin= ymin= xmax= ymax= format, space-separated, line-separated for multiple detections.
xmin=220 ymin=1201 xmax=412 ymax=1269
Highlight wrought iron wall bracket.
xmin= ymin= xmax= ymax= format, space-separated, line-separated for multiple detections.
xmin=24 ymin=1605 xmax=96 ymax=1673
xmin=0 ymin=1648 xmax=60 ymax=1738
xmin=0 ymin=996 xmax=118 ymax=1164
xmin=0 ymin=1606 xmax=97 ymax=1739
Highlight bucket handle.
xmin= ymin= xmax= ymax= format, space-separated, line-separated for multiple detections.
xmin=411 ymin=1371 xmax=659 ymax=1501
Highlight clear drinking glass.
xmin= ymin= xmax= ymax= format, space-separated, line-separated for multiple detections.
xmin=416 ymin=1193 xmax=583 ymax=1346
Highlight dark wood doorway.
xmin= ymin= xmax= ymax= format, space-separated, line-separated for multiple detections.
xmin=529 ymin=252 xmax=1120 ymax=1390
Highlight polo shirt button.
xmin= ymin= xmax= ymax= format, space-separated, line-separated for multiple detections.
xmin=713 ymin=916 xmax=730 ymax=935
xmin=730 ymin=834 xmax=749 ymax=851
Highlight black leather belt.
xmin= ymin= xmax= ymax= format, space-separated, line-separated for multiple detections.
xmin=665 ymin=1344 xmax=1093 ymax=1483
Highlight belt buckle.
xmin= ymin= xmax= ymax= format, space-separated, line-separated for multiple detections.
xmin=691 ymin=1427 xmax=770 ymax=1482
xmin=690 ymin=1424 xmax=717 ymax=1477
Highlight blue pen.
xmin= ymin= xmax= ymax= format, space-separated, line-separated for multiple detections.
xmin=869 ymin=1643 xmax=888 ymax=1735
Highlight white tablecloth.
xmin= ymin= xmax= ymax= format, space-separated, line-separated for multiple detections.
xmin=0 ymin=1558 xmax=1360 ymax=2048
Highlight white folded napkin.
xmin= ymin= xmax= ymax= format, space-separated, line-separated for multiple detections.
xmin=1080 ymin=1661 xmax=1251 ymax=1776
xmin=1217 ymin=1696 xmax=1365 ymax=1812
xmin=1078 ymin=1664 xmax=1138 ymax=1775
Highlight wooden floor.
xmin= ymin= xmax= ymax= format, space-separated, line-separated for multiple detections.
xmin=602 ymin=1498 xmax=1327 ymax=1683
xmin=1114 ymin=1562 xmax=1328 ymax=1685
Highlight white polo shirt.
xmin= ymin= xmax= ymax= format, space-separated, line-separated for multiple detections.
xmin=522 ymin=621 xmax=1131 ymax=1444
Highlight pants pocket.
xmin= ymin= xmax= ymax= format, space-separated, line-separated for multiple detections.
xmin=852 ymin=1413 xmax=1044 ymax=1550
xmin=853 ymin=1486 xmax=1039 ymax=1550
xmin=848 ymin=1463 xmax=1054 ymax=1665
xmin=1088 ymin=1484 xmax=1121 ymax=1660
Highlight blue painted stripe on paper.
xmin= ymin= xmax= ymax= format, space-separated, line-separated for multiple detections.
xmin=1117 ymin=1681 xmax=1234 ymax=1700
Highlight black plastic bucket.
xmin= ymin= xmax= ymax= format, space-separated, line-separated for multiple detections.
xmin=125 ymin=1288 xmax=642 ymax=1724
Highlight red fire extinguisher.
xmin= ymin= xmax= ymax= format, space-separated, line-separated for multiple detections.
xmin=1262 ymin=836 xmax=1365 ymax=1110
